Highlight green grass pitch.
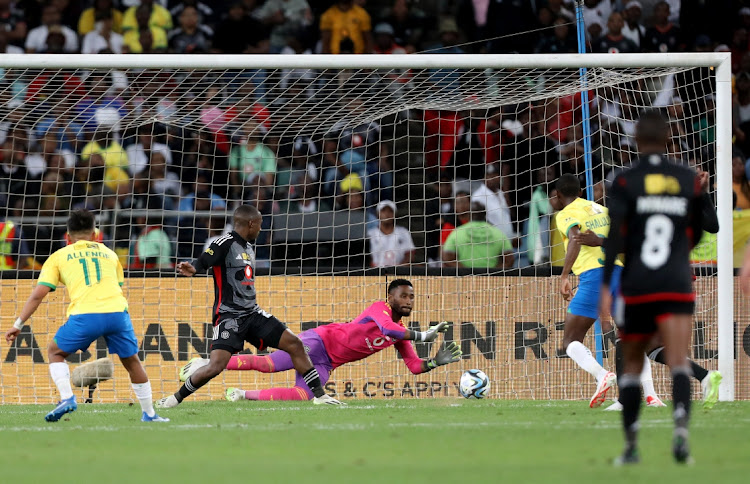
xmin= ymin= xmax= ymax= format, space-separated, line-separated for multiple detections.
xmin=1 ymin=400 xmax=749 ymax=483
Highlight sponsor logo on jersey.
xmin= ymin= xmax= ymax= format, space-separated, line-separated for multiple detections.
xmin=644 ymin=174 xmax=681 ymax=195
xmin=206 ymin=248 xmax=214 ymax=255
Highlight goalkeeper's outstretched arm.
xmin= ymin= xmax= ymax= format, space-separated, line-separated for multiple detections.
xmin=395 ymin=339 xmax=462 ymax=374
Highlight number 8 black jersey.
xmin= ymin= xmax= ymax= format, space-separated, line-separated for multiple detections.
xmin=602 ymin=154 xmax=706 ymax=301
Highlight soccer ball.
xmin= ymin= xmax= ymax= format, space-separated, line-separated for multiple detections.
xmin=459 ymin=369 xmax=489 ymax=399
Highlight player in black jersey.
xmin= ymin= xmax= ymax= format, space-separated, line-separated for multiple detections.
xmin=600 ymin=111 xmax=707 ymax=465
xmin=575 ymin=169 xmax=723 ymax=411
xmin=156 ymin=205 xmax=344 ymax=408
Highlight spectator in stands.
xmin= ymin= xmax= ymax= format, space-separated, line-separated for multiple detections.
xmin=582 ymin=0 xmax=612 ymax=41
xmin=123 ymin=4 xmax=168 ymax=53
xmin=0 ymin=214 xmax=26 ymax=270
xmin=0 ymin=25 xmax=22 ymax=54
xmin=622 ymin=1 xmax=645 ymax=50
xmin=131 ymin=218 xmax=173 ymax=270
xmin=81 ymin=9 xmax=124 ymax=54
xmin=0 ymin=0 xmax=27 ymax=46
xmin=644 ymin=1 xmax=682 ymax=53
xmin=337 ymin=174 xmax=377 ymax=230
xmin=456 ymin=0 xmax=490 ymax=53
xmin=378 ymin=0 xmax=426 ymax=53
xmin=0 ymin=138 xmax=30 ymax=211
xmin=427 ymin=19 xmax=464 ymax=90
xmin=38 ymin=171 xmax=70 ymax=218
xmin=81 ymin=110 xmax=129 ymax=173
xmin=78 ymin=0 xmax=122 ymax=36
xmin=367 ymin=200 xmax=415 ymax=267
xmin=548 ymin=0 xmax=575 ymax=21
xmin=593 ymin=12 xmax=639 ymax=53
xmin=170 ymin=1 xmax=216 ymax=28
xmin=125 ymin=124 xmax=172 ymax=175
xmin=535 ymin=17 xmax=576 ymax=54
xmin=75 ymin=72 xmax=127 ymax=135
xmin=89 ymin=151 xmax=129 ymax=193
xmin=485 ymin=0 xmax=536 ymax=53
xmin=322 ymin=114 xmax=380 ymax=197
xmin=373 ymin=22 xmax=405 ymax=54
xmin=168 ymin=5 xmax=212 ymax=53
xmin=523 ymin=166 xmax=555 ymax=266
xmin=733 ymin=149 xmax=750 ymax=210
xmin=229 ymin=119 xmax=276 ymax=192
xmin=439 ymin=190 xmax=471 ymax=247
xmin=320 ymin=0 xmax=372 ymax=54
xmin=730 ymin=28 xmax=748 ymax=74
xmin=37 ymin=131 xmax=76 ymax=176
xmin=212 ymin=2 xmax=269 ymax=54
xmin=178 ymin=171 xmax=227 ymax=213
xmin=253 ymin=0 xmax=312 ymax=53
xmin=471 ymin=163 xmax=515 ymax=240
xmin=441 ymin=203 xmax=514 ymax=269
xmin=149 ymin=152 xmax=180 ymax=202
xmin=25 ymin=4 xmax=78 ymax=53
xmin=734 ymin=71 xmax=750 ymax=155
xmin=289 ymin=172 xmax=320 ymax=213
xmin=122 ymin=0 xmax=172 ymax=33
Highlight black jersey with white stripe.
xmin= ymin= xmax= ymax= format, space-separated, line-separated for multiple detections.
xmin=602 ymin=154 xmax=706 ymax=302
xmin=191 ymin=231 xmax=259 ymax=322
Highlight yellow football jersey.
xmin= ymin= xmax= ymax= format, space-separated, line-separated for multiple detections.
xmin=37 ymin=241 xmax=128 ymax=318
xmin=555 ymin=197 xmax=623 ymax=275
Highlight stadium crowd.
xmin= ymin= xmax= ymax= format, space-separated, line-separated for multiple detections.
xmin=0 ymin=0 xmax=746 ymax=271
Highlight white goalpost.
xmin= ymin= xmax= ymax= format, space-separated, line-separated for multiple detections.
xmin=0 ymin=52 xmax=736 ymax=403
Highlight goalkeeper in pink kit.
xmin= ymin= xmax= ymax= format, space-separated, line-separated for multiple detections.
xmin=179 ymin=279 xmax=463 ymax=401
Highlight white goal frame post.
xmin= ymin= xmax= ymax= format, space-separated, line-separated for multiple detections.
xmin=0 ymin=52 xmax=734 ymax=401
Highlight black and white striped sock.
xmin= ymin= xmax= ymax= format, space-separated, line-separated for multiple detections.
xmin=175 ymin=376 xmax=204 ymax=403
xmin=302 ymin=368 xmax=325 ymax=398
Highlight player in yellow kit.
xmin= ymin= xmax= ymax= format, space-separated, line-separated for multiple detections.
xmin=555 ymin=174 xmax=624 ymax=408
xmin=4 ymin=210 xmax=168 ymax=423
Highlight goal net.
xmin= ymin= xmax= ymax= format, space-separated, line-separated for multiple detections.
xmin=0 ymin=54 xmax=737 ymax=404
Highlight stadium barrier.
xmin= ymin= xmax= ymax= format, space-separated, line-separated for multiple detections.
xmin=1 ymin=276 xmax=746 ymax=403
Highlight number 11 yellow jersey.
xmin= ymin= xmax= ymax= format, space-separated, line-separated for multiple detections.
xmin=37 ymin=241 xmax=128 ymax=318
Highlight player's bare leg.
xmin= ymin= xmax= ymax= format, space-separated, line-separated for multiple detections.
xmin=120 ymin=354 xmax=168 ymax=422
xmin=657 ymin=314 xmax=694 ymax=464
xmin=276 ymin=330 xmax=344 ymax=405
xmin=45 ymin=341 xmax=77 ymax=422
xmin=562 ymin=314 xmax=615 ymax=407
xmin=156 ymin=349 xmax=232 ymax=408
xmin=615 ymin=338 xmax=648 ymax=465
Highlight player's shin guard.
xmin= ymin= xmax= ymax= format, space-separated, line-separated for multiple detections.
xmin=246 ymin=387 xmax=310 ymax=401
xmin=619 ymin=373 xmax=641 ymax=451
xmin=672 ymin=365 xmax=692 ymax=431
xmin=302 ymin=368 xmax=325 ymax=398
xmin=174 ymin=376 xmax=205 ymax=403
xmin=226 ymin=354 xmax=273 ymax=372
xmin=649 ymin=346 xmax=708 ymax=382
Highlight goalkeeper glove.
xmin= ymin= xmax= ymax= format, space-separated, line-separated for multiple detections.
xmin=414 ymin=321 xmax=450 ymax=343
xmin=427 ymin=341 xmax=462 ymax=369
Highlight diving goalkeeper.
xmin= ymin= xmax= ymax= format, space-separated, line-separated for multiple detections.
xmin=179 ymin=279 xmax=462 ymax=401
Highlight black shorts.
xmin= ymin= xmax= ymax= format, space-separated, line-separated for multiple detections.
xmin=211 ymin=311 xmax=288 ymax=353
xmin=614 ymin=298 xmax=695 ymax=342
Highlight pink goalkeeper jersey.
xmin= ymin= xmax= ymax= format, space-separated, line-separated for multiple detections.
xmin=315 ymin=301 xmax=425 ymax=374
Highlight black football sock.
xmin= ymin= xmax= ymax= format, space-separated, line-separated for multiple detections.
xmin=672 ymin=365 xmax=692 ymax=431
xmin=649 ymin=346 xmax=708 ymax=382
xmin=619 ymin=373 xmax=641 ymax=452
xmin=174 ymin=376 xmax=204 ymax=403
xmin=615 ymin=339 xmax=624 ymax=378
xmin=302 ymin=368 xmax=325 ymax=398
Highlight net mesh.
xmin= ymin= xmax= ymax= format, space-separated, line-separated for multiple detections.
xmin=0 ymin=62 xmax=734 ymax=404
